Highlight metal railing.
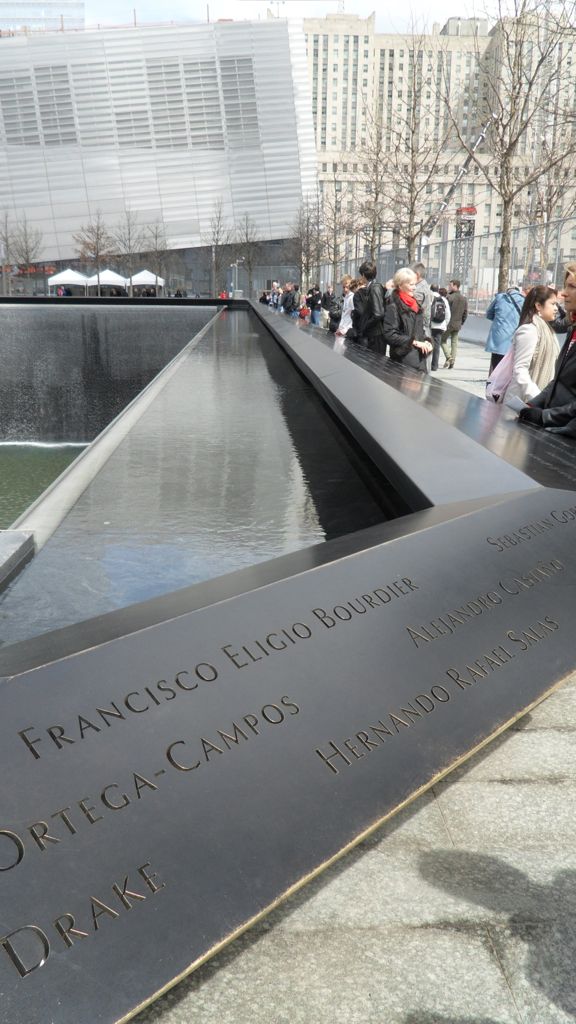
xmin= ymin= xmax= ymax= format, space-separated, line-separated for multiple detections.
xmin=249 ymin=218 xmax=573 ymax=312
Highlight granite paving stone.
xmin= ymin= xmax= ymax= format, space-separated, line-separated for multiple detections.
xmin=487 ymin=921 xmax=576 ymax=1024
xmin=133 ymin=926 xmax=523 ymax=1024
xmin=357 ymin=789 xmax=453 ymax=852
xmin=433 ymin=780 xmax=576 ymax=850
xmin=260 ymin=845 xmax=508 ymax=932
xmin=441 ymin=728 xmax=576 ymax=784
xmin=511 ymin=678 xmax=576 ymax=731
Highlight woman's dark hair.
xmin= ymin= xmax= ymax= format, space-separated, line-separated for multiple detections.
xmin=519 ymin=285 xmax=557 ymax=326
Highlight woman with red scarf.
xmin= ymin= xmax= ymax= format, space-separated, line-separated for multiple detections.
xmin=519 ymin=264 xmax=576 ymax=437
xmin=382 ymin=267 xmax=433 ymax=371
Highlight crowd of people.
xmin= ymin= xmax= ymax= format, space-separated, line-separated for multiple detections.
xmin=260 ymin=260 xmax=576 ymax=439
xmin=261 ymin=263 xmax=467 ymax=371
xmin=485 ymin=265 xmax=576 ymax=436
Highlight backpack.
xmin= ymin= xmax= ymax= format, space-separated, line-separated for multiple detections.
xmin=431 ymin=295 xmax=446 ymax=324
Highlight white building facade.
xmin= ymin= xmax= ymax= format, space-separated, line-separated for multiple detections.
xmin=0 ymin=0 xmax=84 ymax=33
xmin=0 ymin=19 xmax=317 ymax=260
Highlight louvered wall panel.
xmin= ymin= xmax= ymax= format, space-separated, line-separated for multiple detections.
xmin=0 ymin=19 xmax=316 ymax=260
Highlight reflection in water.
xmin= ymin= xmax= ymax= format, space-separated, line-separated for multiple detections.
xmin=0 ymin=311 xmax=395 ymax=645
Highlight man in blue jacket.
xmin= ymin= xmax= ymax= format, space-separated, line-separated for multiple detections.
xmin=484 ymin=283 xmax=525 ymax=373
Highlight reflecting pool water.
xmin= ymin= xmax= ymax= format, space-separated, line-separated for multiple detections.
xmin=0 ymin=309 xmax=401 ymax=646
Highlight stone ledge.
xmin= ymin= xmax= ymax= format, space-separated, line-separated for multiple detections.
xmin=0 ymin=530 xmax=34 ymax=593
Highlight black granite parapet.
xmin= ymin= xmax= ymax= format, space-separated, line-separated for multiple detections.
xmin=253 ymin=308 xmax=575 ymax=494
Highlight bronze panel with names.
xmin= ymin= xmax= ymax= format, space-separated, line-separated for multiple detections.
xmin=1 ymin=488 xmax=575 ymax=1022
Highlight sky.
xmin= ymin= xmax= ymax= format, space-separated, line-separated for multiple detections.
xmin=84 ymin=0 xmax=488 ymax=34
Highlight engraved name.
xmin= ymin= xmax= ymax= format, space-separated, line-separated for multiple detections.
xmin=406 ymin=558 xmax=563 ymax=647
xmin=310 ymin=577 xmax=419 ymax=632
xmin=1 ymin=697 xmax=300 ymax=872
xmin=316 ymin=616 xmax=559 ymax=775
xmin=486 ymin=505 xmax=576 ymax=552
xmin=166 ymin=696 xmax=300 ymax=772
xmin=0 ymin=861 xmax=165 ymax=979
xmin=17 ymin=663 xmax=220 ymax=761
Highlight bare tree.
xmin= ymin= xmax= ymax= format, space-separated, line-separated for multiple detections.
xmin=73 ymin=210 xmax=114 ymax=295
xmin=284 ymin=192 xmax=324 ymax=291
xmin=163 ymin=249 xmax=188 ymax=294
xmin=111 ymin=208 xmax=145 ymax=293
xmin=202 ymin=199 xmax=233 ymax=295
xmin=0 ymin=211 xmax=15 ymax=296
xmin=444 ymin=0 xmax=576 ymax=291
xmin=233 ymin=213 xmax=262 ymax=296
xmin=319 ymin=161 xmax=354 ymax=287
xmin=10 ymin=215 xmax=44 ymax=295
xmin=516 ymin=154 xmax=576 ymax=282
xmin=144 ymin=221 xmax=169 ymax=290
xmin=355 ymin=106 xmax=389 ymax=262
xmin=369 ymin=27 xmax=458 ymax=263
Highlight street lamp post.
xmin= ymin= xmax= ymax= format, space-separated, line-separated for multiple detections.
xmin=231 ymin=256 xmax=245 ymax=297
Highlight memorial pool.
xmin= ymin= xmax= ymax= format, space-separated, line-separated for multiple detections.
xmin=0 ymin=305 xmax=403 ymax=645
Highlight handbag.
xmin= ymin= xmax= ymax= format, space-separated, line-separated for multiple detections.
xmin=486 ymin=345 xmax=514 ymax=402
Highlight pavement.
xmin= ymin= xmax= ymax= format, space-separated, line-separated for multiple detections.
xmin=434 ymin=313 xmax=492 ymax=400
xmin=134 ymin=313 xmax=576 ymax=1024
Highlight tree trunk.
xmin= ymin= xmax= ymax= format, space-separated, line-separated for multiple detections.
xmin=498 ymin=199 xmax=513 ymax=293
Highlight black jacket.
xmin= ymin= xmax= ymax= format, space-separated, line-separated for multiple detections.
xmin=383 ymin=291 xmax=428 ymax=363
xmin=363 ymin=280 xmax=387 ymax=341
xmin=281 ymin=289 xmax=297 ymax=313
xmin=531 ymin=327 xmax=576 ymax=434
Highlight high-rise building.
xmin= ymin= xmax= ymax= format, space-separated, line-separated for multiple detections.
xmin=302 ymin=12 xmax=576 ymax=280
xmin=303 ymin=14 xmax=492 ymax=239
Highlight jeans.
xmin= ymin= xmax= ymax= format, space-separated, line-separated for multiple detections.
xmin=311 ymin=309 xmax=321 ymax=325
xmin=431 ymin=329 xmax=444 ymax=370
xmin=489 ymin=352 xmax=505 ymax=374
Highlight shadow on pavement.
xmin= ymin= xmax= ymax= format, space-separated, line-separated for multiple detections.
xmin=418 ymin=850 xmax=576 ymax=1016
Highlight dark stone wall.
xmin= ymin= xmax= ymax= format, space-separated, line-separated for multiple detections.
xmin=0 ymin=304 xmax=215 ymax=442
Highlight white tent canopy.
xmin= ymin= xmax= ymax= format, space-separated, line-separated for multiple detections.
xmin=86 ymin=269 xmax=128 ymax=286
xmin=130 ymin=269 xmax=165 ymax=286
xmin=47 ymin=269 xmax=88 ymax=286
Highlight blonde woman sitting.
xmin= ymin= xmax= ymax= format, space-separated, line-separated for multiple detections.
xmin=507 ymin=286 xmax=560 ymax=402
